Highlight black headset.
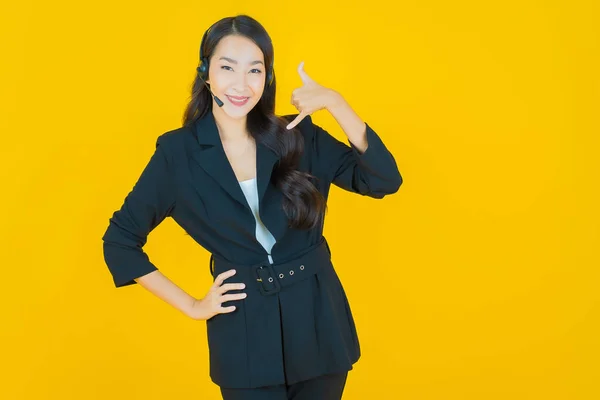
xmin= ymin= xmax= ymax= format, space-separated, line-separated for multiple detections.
xmin=196 ymin=26 xmax=274 ymax=88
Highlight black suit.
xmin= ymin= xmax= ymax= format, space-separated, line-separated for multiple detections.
xmin=101 ymin=110 xmax=402 ymax=388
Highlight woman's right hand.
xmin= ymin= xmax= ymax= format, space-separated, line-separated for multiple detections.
xmin=187 ymin=269 xmax=247 ymax=321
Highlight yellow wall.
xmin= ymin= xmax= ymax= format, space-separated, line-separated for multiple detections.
xmin=1 ymin=1 xmax=598 ymax=399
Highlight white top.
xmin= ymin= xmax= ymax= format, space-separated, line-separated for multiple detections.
xmin=238 ymin=177 xmax=276 ymax=264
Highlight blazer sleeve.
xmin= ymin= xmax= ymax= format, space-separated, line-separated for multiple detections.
xmin=310 ymin=116 xmax=403 ymax=197
xmin=101 ymin=135 xmax=176 ymax=288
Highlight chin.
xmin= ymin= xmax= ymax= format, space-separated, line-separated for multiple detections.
xmin=222 ymin=101 xmax=258 ymax=118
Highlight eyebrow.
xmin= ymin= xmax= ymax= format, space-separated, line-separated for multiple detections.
xmin=219 ymin=56 xmax=264 ymax=66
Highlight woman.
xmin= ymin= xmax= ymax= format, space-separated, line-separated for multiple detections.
xmin=102 ymin=14 xmax=402 ymax=400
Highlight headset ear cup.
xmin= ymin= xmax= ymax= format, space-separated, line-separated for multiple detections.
xmin=197 ymin=57 xmax=209 ymax=80
xmin=198 ymin=27 xmax=209 ymax=78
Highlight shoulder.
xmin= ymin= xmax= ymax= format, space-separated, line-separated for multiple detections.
xmin=153 ymin=124 xmax=195 ymax=156
xmin=156 ymin=124 xmax=193 ymax=146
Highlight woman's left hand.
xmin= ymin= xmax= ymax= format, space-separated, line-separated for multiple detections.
xmin=286 ymin=61 xmax=341 ymax=130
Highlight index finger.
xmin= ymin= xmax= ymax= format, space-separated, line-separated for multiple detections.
xmin=214 ymin=269 xmax=236 ymax=286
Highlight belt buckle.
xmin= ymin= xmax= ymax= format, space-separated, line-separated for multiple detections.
xmin=253 ymin=263 xmax=281 ymax=295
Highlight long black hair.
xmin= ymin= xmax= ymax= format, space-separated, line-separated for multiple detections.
xmin=182 ymin=14 xmax=327 ymax=230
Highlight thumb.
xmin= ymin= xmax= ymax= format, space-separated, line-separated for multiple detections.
xmin=297 ymin=61 xmax=312 ymax=84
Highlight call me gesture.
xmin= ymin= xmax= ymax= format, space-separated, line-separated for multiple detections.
xmin=286 ymin=61 xmax=370 ymax=155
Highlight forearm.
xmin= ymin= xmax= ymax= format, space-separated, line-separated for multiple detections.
xmin=326 ymin=90 xmax=369 ymax=154
xmin=134 ymin=270 xmax=196 ymax=317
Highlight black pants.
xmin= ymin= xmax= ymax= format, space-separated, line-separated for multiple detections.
xmin=220 ymin=371 xmax=348 ymax=400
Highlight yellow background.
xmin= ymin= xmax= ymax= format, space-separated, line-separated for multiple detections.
xmin=1 ymin=1 xmax=598 ymax=399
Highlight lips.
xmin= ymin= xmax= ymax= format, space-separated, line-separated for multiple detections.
xmin=226 ymin=95 xmax=250 ymax=106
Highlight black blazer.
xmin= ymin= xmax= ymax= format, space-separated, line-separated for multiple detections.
xmin=101 ymin=110 xmax=402 ymax=388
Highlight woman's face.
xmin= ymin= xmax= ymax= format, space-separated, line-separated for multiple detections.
xmin=206 ymin=34 xmax=266 ymax=119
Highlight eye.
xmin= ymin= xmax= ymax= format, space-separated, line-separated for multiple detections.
xmin=221 ymin=66 xmax=261 ymax=74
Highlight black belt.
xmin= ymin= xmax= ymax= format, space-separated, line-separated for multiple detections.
xmin=209 ymin=237 xmax=332 ymax=296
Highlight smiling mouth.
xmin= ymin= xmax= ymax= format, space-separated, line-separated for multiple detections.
xmin=226 ymin=95 xmax=250 ymax=106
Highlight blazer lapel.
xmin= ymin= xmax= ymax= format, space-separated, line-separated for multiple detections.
xmin=189 ymin=111 xmax=280 ymax=214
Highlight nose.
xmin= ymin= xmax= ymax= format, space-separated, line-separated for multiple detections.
xmin=231 ymin=71 xmax=253 ymax=93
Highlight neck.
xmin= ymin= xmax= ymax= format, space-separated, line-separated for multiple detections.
xmin=212 ymin=103 xmax=251 ymax=142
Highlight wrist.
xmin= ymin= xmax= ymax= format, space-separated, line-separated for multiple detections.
xmin=185 ymin=297 xmax=201 ymax=319
xmin=325 ymin=89 xmax=344 ymax=111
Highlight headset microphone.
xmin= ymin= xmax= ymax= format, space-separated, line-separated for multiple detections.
xmin=196 ymin=68 xmax=224 ymax=107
